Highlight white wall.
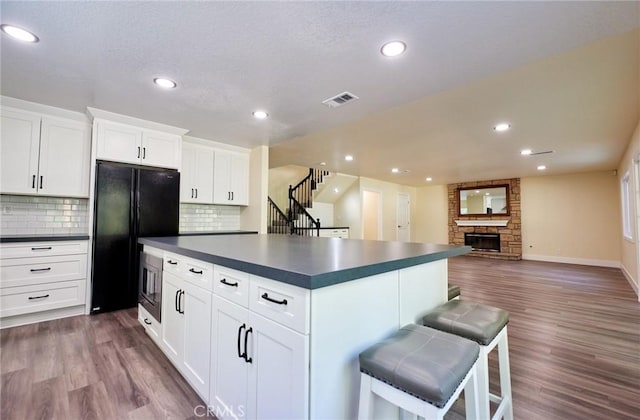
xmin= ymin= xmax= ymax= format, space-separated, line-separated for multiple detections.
xmin=618 ymin=120 xmax=640 ymax=298
xmin=306 ymin=202 xmax=334 ymax=227
xmin=334 ymin=180 xmax=362 ymax=239
xmin=240 ymin=145 xmax=269 ymax=233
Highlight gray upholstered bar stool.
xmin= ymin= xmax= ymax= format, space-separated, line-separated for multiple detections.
xmin=422 ymin=300 xmax=513 ymax=420
xmin=448 ymin=284 xmax=461 ymax=300
xmin=358 ymin=324 xmax=480 ymax=420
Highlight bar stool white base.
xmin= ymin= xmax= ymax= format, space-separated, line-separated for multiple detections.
xmin=477 ymin=326 xmax=513 ymax=420
xmin=358 ymin=362 xmax=479 ymax=420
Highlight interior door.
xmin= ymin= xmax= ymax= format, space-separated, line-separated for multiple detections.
xmin=396 ymin=192 xmax=411 ymax=242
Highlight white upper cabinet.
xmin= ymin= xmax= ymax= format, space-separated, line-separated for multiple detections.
xmin=38 ymin=118 xmax=91 ymax=197
xmin=213 ymin=151 xmax=249 ymax=205
xmin=181 ymin=142 xmax=214 ymax=203
xmin=0 ymin=107 xmax=90 ymax=197
xmin=95 ymin=120 xmax=181 ymax=169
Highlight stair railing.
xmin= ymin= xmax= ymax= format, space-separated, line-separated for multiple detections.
xmin=267 ymin=197 xmax=290 ymax=235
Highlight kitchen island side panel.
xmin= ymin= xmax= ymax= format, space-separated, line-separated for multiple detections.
xmin=309 ymin=259 xmax=448 ymax=419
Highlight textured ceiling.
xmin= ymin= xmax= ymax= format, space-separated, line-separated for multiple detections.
xmin=1 ymin=1 xmax=639 ymax=185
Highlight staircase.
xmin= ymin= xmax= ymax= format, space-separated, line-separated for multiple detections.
xmin=268 ymin=168 xmax=330 ymax=236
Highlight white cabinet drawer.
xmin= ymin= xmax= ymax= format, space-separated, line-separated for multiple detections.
xmin=182 ymin=257 xmax=213 ymax=291
xmin=0 ymin=241 xmax=88 ymax=259
xmin=164 ymin=252 xmax=183 ymax=276
xmin=0 ymin=280 xmax=85 ymax=317
xmin=249 ymin=276 xmax=310 ymax=334
xmin=0 ymin=254 xmax=87 ymax=288
xmin=138 ymin=303 xmax=162 ymax=346
xmin=213 ymin=266 xmax=249 ymax=308
xmin=164 ymin=252 xmax=213 ymax=290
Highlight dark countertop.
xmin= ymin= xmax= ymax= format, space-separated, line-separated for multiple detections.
xmin=0 ymin=234 xmax=90 ymax=243
xmin=179 ymin=230 xmax=258 ymax=236
xmin=139 ymin=234 xmax=471 ymax=290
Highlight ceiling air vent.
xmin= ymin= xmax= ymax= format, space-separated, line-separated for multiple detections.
xmin=322 ymin=91 xmax=359 ymax=108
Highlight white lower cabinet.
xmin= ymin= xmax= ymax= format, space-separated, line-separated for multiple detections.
xmin=160 ymin=270 xmax=212 ymax=400
xmin=210 ymin=295 xmax=308 ymax=420
xmin=0 ymin=240 xmax=88 ymax=328
xmin=161 ymin=272 xmax=184 ymax=364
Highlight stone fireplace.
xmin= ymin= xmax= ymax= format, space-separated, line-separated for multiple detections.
xmin=448 ymin=178 xmax=522 ymax=260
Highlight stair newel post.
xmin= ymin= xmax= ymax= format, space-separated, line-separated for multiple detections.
xmin=288 ymin=185 xmax=294 ymax=235
xmin=316 ymin=218 xmax=320 ymax=237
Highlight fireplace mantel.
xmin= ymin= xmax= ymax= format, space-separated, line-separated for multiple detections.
xmin=455 ymin=220 xmax=509 ymax=227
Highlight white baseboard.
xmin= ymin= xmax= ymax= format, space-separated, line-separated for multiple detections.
xmin=522 ymin=254 xmax=620 ymax=268
xmin=0 ymin=305 xmax=86 ymax=329
xmin=620 ymin=264 xmax=640 ymax=299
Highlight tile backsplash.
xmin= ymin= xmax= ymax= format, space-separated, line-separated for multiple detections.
xmin=0 ymin=195 xmax=242 ymax=236
xmin=179 ymin=203 xmax=241 ymax=232
xmin=0 ymin=195 xmax=89 ymax=235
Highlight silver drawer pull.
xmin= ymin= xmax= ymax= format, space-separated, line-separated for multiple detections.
xmin=28 ymin=294 xmax=50 ymax=300
xmin=30 ymin=267 xmax=52 ymax=273
xmin=31 ymin=247 xmax=52 ymax=251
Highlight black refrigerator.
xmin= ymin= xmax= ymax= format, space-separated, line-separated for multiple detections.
xmin=90 ymin=161 xmax=180 ymax=314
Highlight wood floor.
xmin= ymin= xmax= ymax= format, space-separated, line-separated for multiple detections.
xmin=1 ymin=256 xmax=639 ymax=420
xmin=445 ymin=256 xmax=640 ymax=420
xmin=0 ymin=309 xmax=205 ymax=420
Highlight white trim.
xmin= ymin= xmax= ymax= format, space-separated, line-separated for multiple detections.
xmin=87 ymin=107 xmax=189 ymax=135
xmin=1 ymin=95 xmax=90 ymax=123
xmin=0 ymin=305 xmax=85 ymax=329
xmin=620 ymin=263 xmax=639 ymax=300
xmin=455 ymin=219 xmax=509 ymax=227
xmin=522 ymin=254 xmax=620 ymax=268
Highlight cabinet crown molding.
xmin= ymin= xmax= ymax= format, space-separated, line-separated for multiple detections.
xmin=87 ymin=107 xmax=189 ymax=136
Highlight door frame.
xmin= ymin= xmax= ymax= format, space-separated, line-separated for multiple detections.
xmin=396 ymin=192 xmax=411 ymax=242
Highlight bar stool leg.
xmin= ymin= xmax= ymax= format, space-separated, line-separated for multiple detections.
xmin=476 ymin=345 xmax=491 ymax=419
xmin=358 ymin=373 xmax=374 ymax=420
xmin=497 ymin=328 xmax=513 ymax=420
xmin=464 ymin=364 xmax=479 ymax=420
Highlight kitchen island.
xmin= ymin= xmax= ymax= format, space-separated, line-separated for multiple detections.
xmin=139 ymin=234 xmax=470 ymax=419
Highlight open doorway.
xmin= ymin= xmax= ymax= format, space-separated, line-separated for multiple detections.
xmin=362 ymin=189 xmax=382 ymax=240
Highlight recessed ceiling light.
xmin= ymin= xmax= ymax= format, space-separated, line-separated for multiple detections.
xmin=485 ymin=192 xmax=490 ymax=196
xmin=426 ymin=177 xmax=433 ymax=182
xmin=537 ymin=165 xmax=546 ymax=171
xmin=493 ymin=123 xmax=511 ymax=132
xmin=153 ymin=78 xmax=177 ymax=89
xmin=381 ymin=40 xmax=406 ymax=57
xmin=252 ymin=110 xmax=269 ymax=120
xmin=0 ymin=24 xmax=39 ymax=43
xmin=345 ymin=155 xmax=354 ymax=161
xmin=475 ymin=190 xmax=480 ymax=193
xmin=521 ymin=149 xmax=532 ymax=156
xmin=319 ymin=162 xmax=327 ymax=166
xmin=333 ymin=188 xmax=339 ymax=193
xmin=391 ymin=168 xmax=400 ymax=173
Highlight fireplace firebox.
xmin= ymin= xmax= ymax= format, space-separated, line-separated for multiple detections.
xmin=464 ymin=233 xmax=500 ymax=252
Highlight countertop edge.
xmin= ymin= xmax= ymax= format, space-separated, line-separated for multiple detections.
xmin=139 ymin=237 xmax=471 ymax=290
xmin=1 ymin=235 xmax=90 ymax=243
